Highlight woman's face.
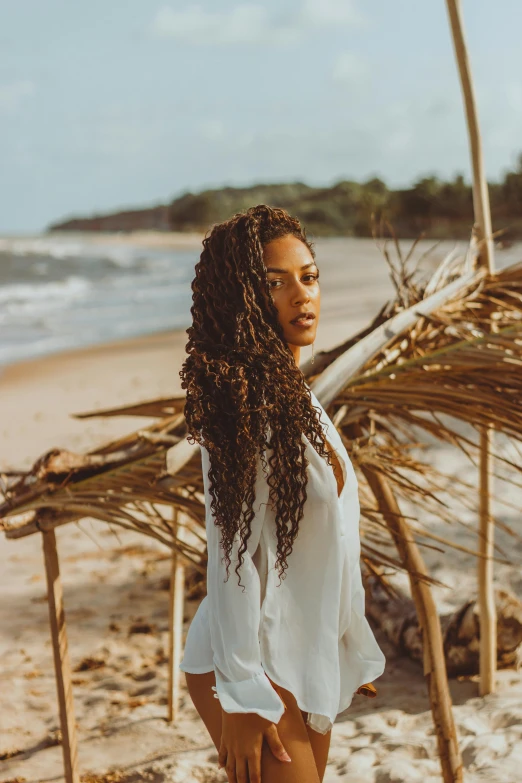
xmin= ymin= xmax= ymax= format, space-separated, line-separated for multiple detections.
xmin=262 ymin=234 xmax=320 ymax=365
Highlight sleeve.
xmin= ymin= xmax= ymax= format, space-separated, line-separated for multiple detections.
xmin=200 ymin=443 xmax=286 ymax=724
xmin=338 ymin=477 xmax=386 ymax=700
xmin=339 ymin=536 xmax=386 ymax=696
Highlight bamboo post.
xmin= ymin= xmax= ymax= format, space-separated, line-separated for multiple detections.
xmin=478 ymin=426 xmax=496 ymax=694
xmin=445 ymin=0 xmax=494 ymax=272
xmin=42 ymin=529 xmax=80 ymax=783
xmin=445 ymin=0 xmax=497 ymax=696
xmin=361 ymin=465 xmax=463 ymax=782
xmin=167 ymin=508 xmax=186 ymax=722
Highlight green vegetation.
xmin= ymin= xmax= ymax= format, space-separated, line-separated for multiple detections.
xmin=50 ymin=154 xmax=522 ymax=240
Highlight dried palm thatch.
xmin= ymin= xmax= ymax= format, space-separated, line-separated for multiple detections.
xmin=1 ymin=413 xmax=208 ymax=579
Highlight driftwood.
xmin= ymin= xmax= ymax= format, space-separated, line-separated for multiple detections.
xmin=366 ymin=576 xmax=522 ymax=676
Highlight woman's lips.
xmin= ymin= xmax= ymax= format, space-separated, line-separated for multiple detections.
xmin=290 ymin=315 xmax=315 ymax=329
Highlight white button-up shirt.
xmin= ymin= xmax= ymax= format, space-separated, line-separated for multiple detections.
xmin=179 ymin=388 xmax=386 ymax=734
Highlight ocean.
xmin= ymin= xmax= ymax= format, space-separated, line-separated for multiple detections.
xmin=1 ymin=232 xmax=520 ymax=369
xmin=0 ymin=233 xmax=199 ymax=367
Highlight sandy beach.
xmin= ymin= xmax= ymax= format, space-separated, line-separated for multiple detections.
xmin=1 ymin=234 xmax=521 ymax=782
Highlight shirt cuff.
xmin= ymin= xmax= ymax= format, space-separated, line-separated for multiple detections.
xmin=211 ymin=670 xmax=286 ymax=724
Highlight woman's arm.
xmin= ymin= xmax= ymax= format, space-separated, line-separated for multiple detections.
xmin=201 ymin=443 xmax=286 ymax=724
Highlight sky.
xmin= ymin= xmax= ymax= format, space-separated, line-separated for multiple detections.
xmin=1 ymin=0 xmax=521 ymax=233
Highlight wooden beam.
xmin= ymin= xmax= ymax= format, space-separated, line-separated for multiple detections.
xmin=6 ymin=511 xmax=81 ymax=540
xmin=42 ymin=529 xmax=80 ymax=783
xmin=167 ymin=509 xmax=186 ymax=722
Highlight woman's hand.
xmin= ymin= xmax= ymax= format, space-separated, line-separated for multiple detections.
xmin=218 ymin=710 xmax=291 ymax=783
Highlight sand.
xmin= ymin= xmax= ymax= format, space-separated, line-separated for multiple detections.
xmin=1 ymin=235 xmax=521 ymax=782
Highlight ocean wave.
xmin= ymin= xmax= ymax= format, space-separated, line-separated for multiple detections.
xmin=0 ymin=234 xmax=197 ymax=366
xmin=0 ymin=234 xmax=170 ymax=269
xmin=0 ymin=275 xmax=92 ymax=305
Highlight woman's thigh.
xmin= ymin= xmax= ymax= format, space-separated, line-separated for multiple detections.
xmin=302 ymin=716 xmax=331 ymax=782
xmin=184 ymin=671 xmax=331 ymax=782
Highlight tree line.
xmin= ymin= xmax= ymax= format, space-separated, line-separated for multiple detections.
xmin=50 ymin=154 xmax=522 ymax=241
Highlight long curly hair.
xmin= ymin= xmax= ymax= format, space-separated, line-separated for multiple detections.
xmin=180 ymin=204 xmax=335 ymax=586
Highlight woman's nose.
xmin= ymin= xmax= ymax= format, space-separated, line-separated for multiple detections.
xmin=289 ymin=279 xmax=310 ymax=303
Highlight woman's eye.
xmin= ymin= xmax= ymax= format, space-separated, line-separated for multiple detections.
xmin=268 ymin=274 xmax=319 ymax=289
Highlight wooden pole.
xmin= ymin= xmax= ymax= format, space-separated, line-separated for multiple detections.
xmin=445 ymin=0 xmax=494 ymax=272
xmin=42 ymin=529 xmax=80 ymax=783
xmin=360 ymin=464 xmax=463 ymax=782
xmin=445 ymin=0 xmax=497 ymax=696
xmin=167 ymin=508 xmax=186 ymax=722
xmin=478 ymin=426 xmax=496 ymax=694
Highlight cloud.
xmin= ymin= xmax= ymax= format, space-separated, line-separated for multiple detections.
xmin=67 ymin=107 xmax=166 ymax=161
xmin=199 ymin=119 xmax=226 ymax=141
xmin=299 ymin=0 xmax=363 ymax=28
xmin=183 ymin=88 xmax=481 ymax=191
xmin=331 ymin=51 xmax=368 ymax=86
xmin=150 ymin=0 xmax=364 ymax=46
xmin=0 ymin=80 xmax=35 ymax=114
xmin=150 ymin=4 xmax=274 ymax=45
xmin=505 ymin=81 xmax=522 ymax=115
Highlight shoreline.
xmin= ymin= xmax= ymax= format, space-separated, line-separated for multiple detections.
xmin=0 ymin=326 xmax=188 ymax=383
xmin=0 ymin=229 xmax=206 ymax=249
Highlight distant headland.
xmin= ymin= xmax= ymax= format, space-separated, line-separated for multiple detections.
xmin=48 ymin=156 xmax=522 ymax=241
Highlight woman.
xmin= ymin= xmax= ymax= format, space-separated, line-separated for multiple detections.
xmin=179 ymin=205 xmax=386 ymax=783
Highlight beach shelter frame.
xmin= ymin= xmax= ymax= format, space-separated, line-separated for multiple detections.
xmin=6 ymin=503 xmax=193 ymax=783
xmin=0 ymin=4 xmax=505 ymax=783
